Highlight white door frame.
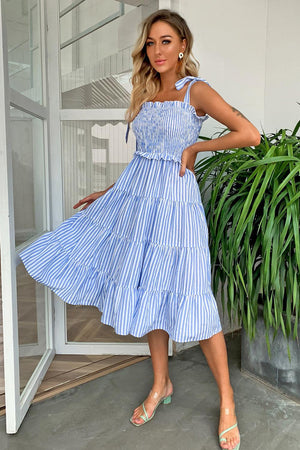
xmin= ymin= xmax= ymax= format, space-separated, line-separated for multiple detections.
xmin=1 ymin=0 xmax=173 ymax=434
xmin=0 ymin=0 xmax=55 ymax=434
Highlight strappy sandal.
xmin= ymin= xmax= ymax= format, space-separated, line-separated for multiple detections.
xmin=219 ymin=407 xmax=240 ymax=449
xmin=129 ymin=389 xmax=173 ymax=427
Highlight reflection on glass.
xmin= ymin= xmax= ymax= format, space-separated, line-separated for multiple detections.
xmin=4 ymin=0 xmax=43 ymax=104
xmin=59 ymin=0 xmax=74 ymax=11
xmin=67 ymin=304 xmax=147 ymax=343
xmin=59 ymin=0 xmax=132 ymax=110
xmin=62 ymin=120 xmax=142 ymax=342
xmin=17 ymin=263 xmax=46 ymax=394
xmin=10 ymin=107 xmax=46 ymax=246
xmin=61 ymin=120 xmax=132 ymax=219
xmin=0 ymin=253 xmax=4 ymax=402
xmin=60 ymin=0 xmax=121 ymax=45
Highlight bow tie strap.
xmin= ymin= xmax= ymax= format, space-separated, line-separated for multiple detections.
xmin=175 ymin=75 xmax=210 ymax=91
xmin=175 ymin=76 xmax=210 ymax=107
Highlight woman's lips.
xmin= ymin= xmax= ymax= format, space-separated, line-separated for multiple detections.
xmin=155 ymin=60 xmax=166 ymax=65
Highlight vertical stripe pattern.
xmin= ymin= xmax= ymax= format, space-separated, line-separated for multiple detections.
xmin=19 ymin=76 xmax=222 ymax=342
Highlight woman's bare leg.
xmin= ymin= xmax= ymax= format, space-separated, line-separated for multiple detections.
xmin=199 ymin=330 xmax=240 ymax=450
xmin=130 ymin=329 xmax=173 ymax=425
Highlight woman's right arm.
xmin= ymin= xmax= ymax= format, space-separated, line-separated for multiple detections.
xmin=73 ymin=182 xmax=115 ymax=211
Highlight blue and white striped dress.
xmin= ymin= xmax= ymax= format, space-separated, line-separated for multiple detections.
xmin=19 ymin=75 xmax=222 ymax=342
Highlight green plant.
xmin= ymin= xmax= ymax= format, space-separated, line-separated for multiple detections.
xmin=195 ymin=120 xmax=300 ymax=359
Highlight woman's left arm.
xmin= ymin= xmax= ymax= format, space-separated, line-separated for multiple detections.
xmin=179 ymin=81 xmax=261 ymax=176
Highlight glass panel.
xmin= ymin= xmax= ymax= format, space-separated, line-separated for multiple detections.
xmin=62 ymin=120 xmax=146 ymax=342
xmin=61 ymin=120 xmax=131 ymax=218
xmin=59 ymin=0 xmax=75 ymax=11
xmin=60 ymin=0 xmax=132 ymax=109
xmin=17 ymin=263 xmax=46 ymax=394
xmin=60 ymin=0 xmax=122 ymax=44
xmin=67 ymin=305 xmax=147 ymax=343
xmin=11 ymin=107 xmax=46 ymax=247
xmin=0 ymin=252 xmax=4 ymax=407
xmin=4 ymin=0 xmax=43 ymax=104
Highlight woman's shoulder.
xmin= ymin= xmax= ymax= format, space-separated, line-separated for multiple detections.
xmin=188 ymin=78 xmax=213 ymax=117
xmin=188 ymin=77 xmax=213 ymax=98
xmin=190 ymin=76 xmax=211 ymax=88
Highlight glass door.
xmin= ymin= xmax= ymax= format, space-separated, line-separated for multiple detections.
xmin=0 ymin=0 xmax=55 ymax=433
xmin=55 ymin=0 xmax=172 ymax=356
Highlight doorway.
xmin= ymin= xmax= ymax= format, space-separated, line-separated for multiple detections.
xmin=0 ymin=0 xmax=171 ymax=434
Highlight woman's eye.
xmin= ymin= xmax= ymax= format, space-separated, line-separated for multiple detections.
xmin=146 ymin=40 xmax=171 ymax=46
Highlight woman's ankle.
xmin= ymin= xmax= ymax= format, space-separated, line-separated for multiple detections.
xmin=152 ymin=377 xmax=172 ymax=393
xmin=219 ymin=385 xmax=234 ymax=405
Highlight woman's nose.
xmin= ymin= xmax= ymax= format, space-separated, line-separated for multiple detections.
xmin=154 ymin=44 xmax=162 ymax=55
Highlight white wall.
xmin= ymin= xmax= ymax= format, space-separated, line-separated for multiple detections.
xmin=264 ymin=0 xmax=300 ymax=132
xmin=176 ymin=0 xmax=299 ymax=137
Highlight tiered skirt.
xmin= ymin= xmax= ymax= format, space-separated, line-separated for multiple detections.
xmin=19 ymin=153 xmax=222 ymax=342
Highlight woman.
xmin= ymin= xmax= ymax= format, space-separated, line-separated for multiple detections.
xmin=19 ymin=8 xmax=260 ymax=450
xmin=79 ymin=9 xmax=259 ymax=449
xmin=118 ymin=9 xmax=259 ymax=450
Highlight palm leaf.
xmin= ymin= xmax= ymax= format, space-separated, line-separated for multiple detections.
xmin=195 ymin=122 xmax=300 ymax=358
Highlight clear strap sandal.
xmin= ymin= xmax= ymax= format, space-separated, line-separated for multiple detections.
xmin=129 ymin=389 xmax=173 ymax=427
xmin=219 ymin=407 xmax=240 ymax=449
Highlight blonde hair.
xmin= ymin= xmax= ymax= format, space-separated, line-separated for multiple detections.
xmin=125 ymin=9 xmax=200 ymax=124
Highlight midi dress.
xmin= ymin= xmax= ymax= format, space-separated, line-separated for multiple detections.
xmin=19 ymin=75 xmax=223 ymax=342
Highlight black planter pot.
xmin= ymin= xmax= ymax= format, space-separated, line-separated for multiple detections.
xmin=241 ymin=304 xmax=300 ymax=402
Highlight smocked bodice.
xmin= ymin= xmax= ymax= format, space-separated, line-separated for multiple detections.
xmin=127 ymin=76 xmax=209 ymax=163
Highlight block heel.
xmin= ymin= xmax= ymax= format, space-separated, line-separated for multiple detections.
xmin=163 ymin=395 xmax=172 ymax=404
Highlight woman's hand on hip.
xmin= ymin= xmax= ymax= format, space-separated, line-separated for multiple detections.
xmin=179 ymin=145 xmax=198 ymax=177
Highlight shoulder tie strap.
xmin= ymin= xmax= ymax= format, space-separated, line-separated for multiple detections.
xmin=175 ymin=75 xmax=210 ymax=105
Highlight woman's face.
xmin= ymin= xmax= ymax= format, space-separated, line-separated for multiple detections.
xmin=145 ymin=21 xmax=186 ymax=75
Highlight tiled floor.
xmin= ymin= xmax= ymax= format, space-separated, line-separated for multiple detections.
xmin=0 ymin=331 xmax=299 ymax=450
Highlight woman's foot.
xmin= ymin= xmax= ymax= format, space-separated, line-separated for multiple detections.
xmin=218 ymin=389 xmax=240 ymax=449
xmin=130 ymin=378 xmax=173 ymax=425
